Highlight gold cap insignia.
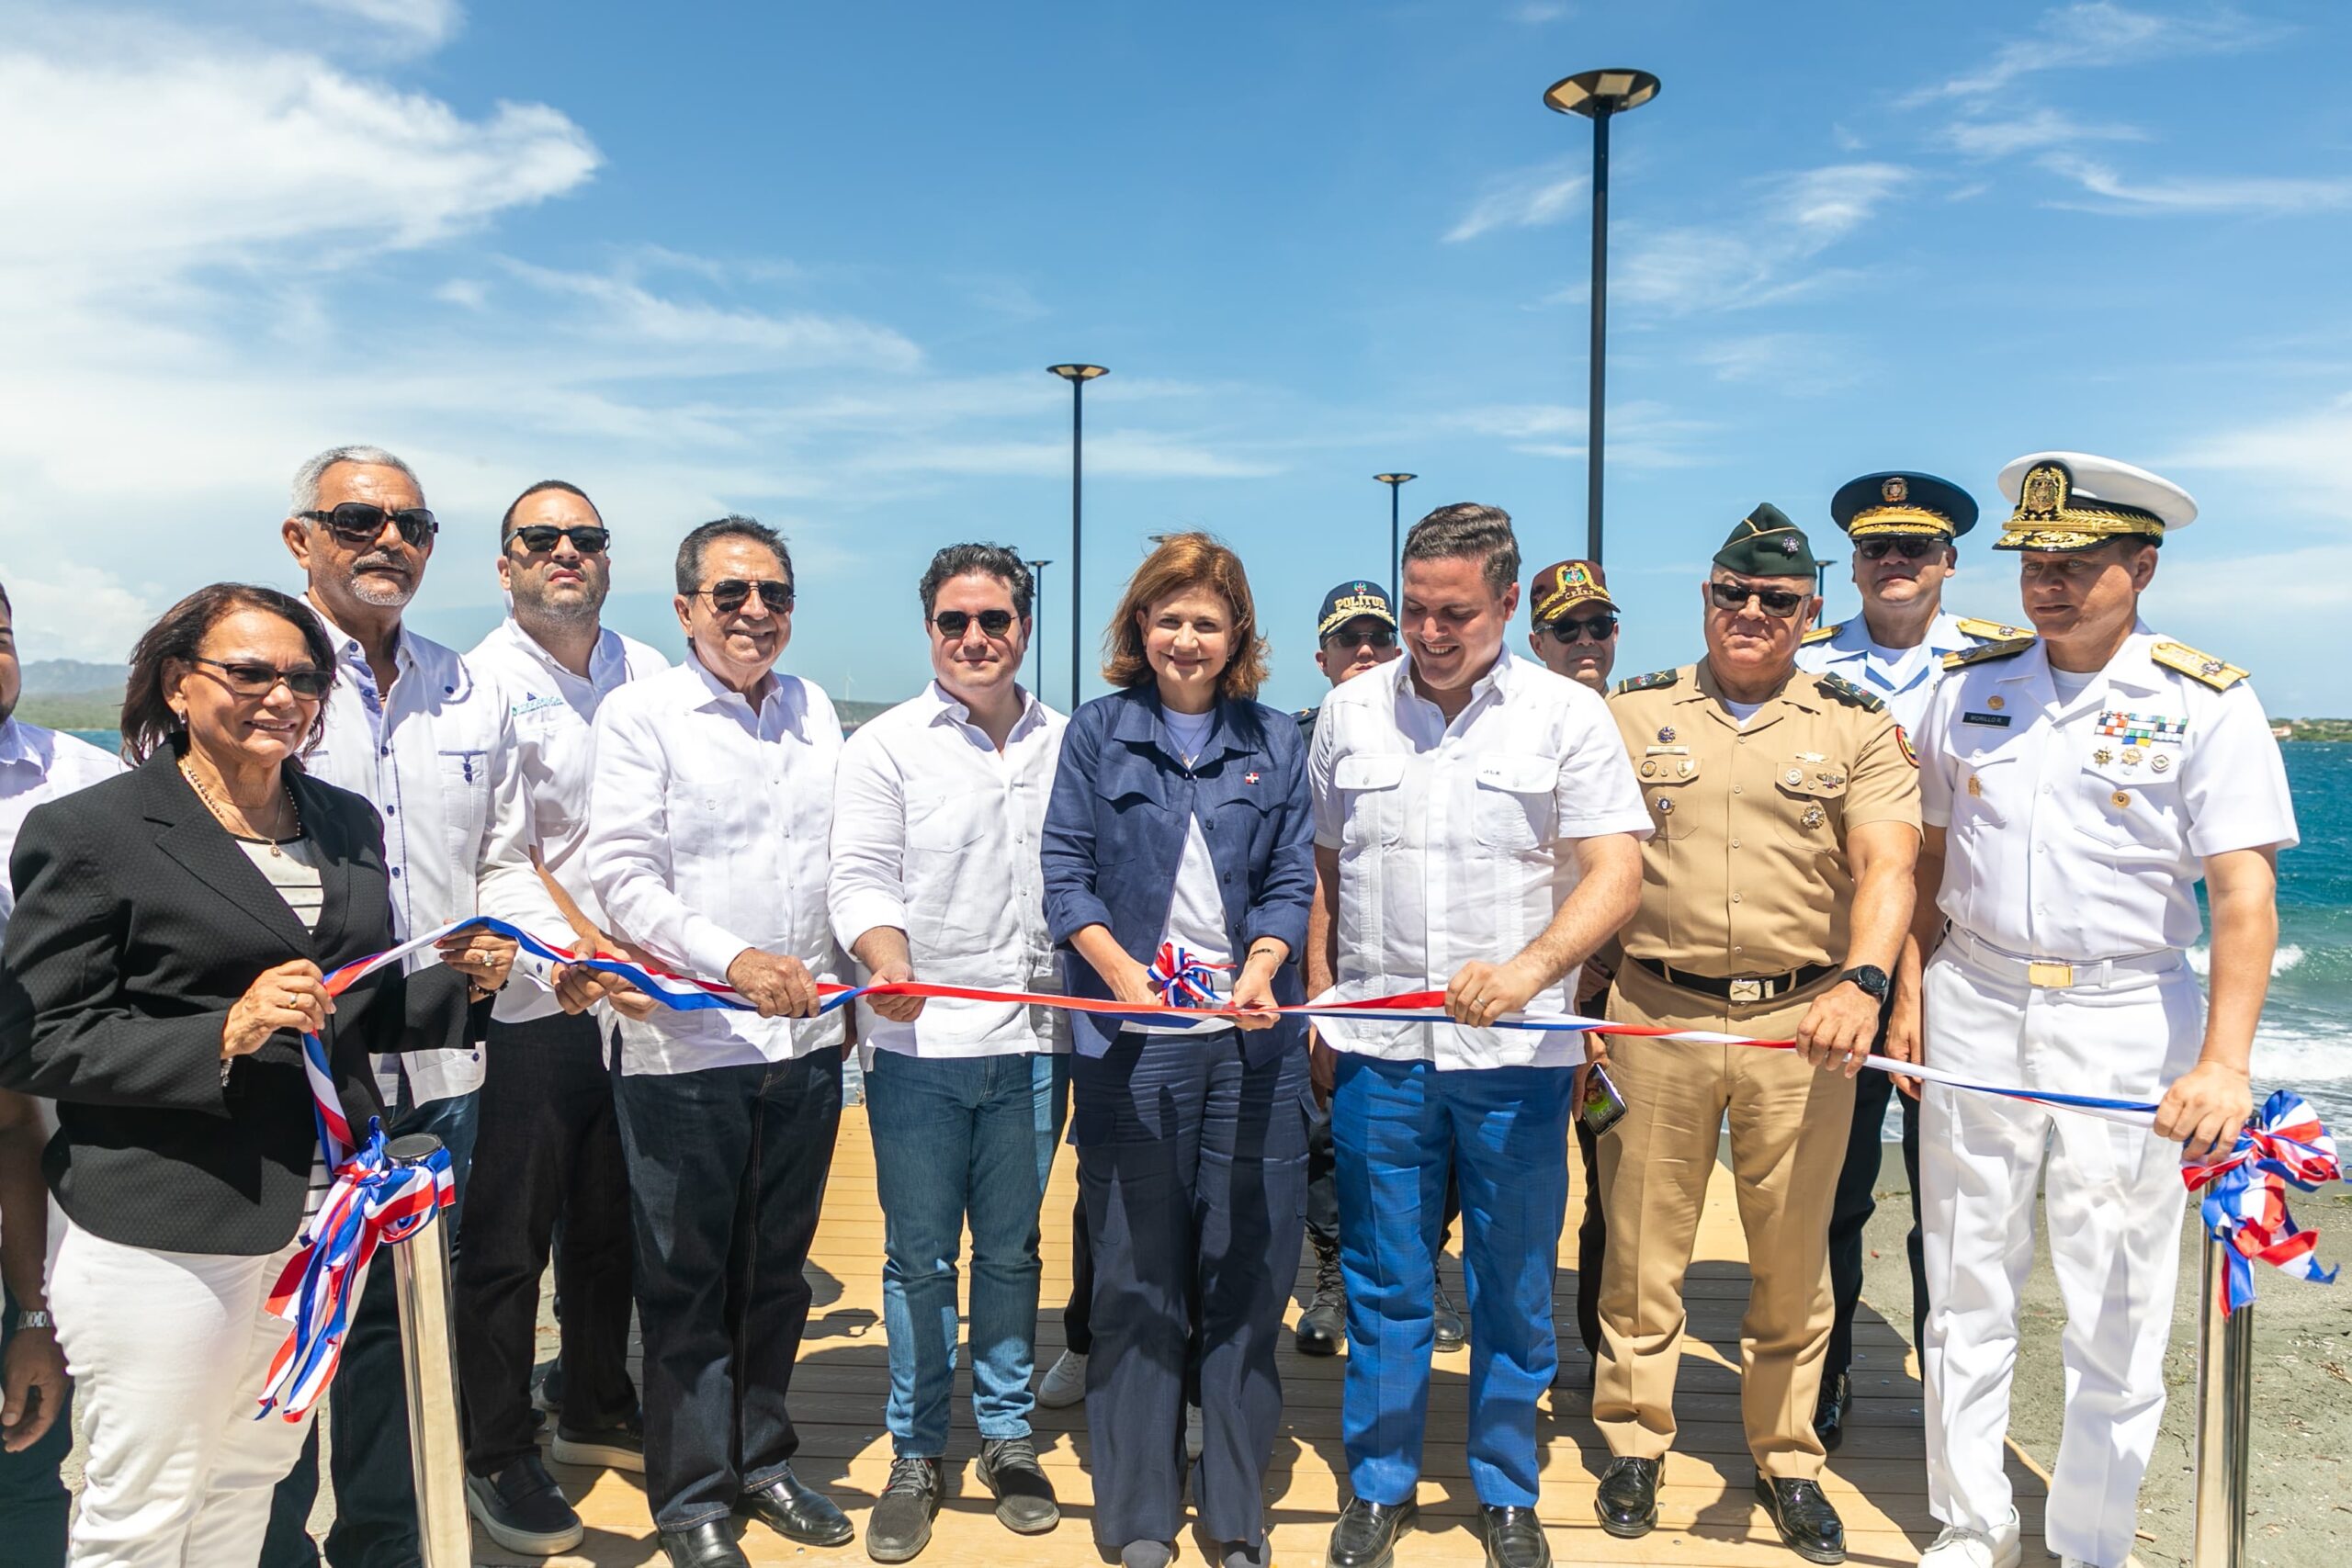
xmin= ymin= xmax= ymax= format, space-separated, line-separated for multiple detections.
xmin=1882 ymin=476 xmax=1908 ymax=503
xmin=1996 ymin=459 xmax=2168 ymax=552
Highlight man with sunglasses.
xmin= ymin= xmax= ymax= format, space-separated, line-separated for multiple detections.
xmin=266 ymin=445 xmax=541 ymax=1568
xmin=828 ymin=545 xmax=1068 ymax=1562
xmin=587 ymin=516 xmax=854 ymax=1568
xmin=1594 ymin=507 xmax=1920 ymax=1565
xmin=1792 ymin=472 xmax=2024 ymax=1450
xmin=452 ymin=481 xmax=671 ymax=1554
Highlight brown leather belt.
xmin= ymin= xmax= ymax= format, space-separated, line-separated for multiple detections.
xmin=1630 ymin=956 xmax=1838 ymax=1005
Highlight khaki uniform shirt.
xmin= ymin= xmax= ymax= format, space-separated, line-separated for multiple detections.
xmin=1607 ymin=660 xmax=1920 ymax=978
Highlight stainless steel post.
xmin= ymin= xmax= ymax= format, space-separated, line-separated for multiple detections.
xmin=385 ymin=1133 xmax=471 ymax=1568
xmin=2191 ymin=1235 xmax=2255 ymax=1568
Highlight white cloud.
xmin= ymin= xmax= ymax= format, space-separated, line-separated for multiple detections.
xmin=299 ymin=0 xmax=462 ymax=51
xmin=0 ymin=560 xmax=169 ymax=664
xmin=2039 ymin=153 xmax=2352 ymax=215
xmin=1444 ymin=159 xmax=1588 ymax=243
xmin=1511 ymin=2 xmax=1570 ymax=21
xmin=1445 ymin=400 xmax=1709 ymax=467
xmin=1902 ymin=2 xmax=2278 ymax=106
xmin=2168 ymin=394 xmax=2352 ymax=496
xmin=1611 ymin=164 xmax=1909 ymax=314
xmin=502 ymin=261 xmax=923 ymax=371
xmin=879 ymin=430 xmax=1279 ymax=481
xmin=434 ymin=277 xmax=489 ymax=309
xmin=1939 ymin=107 xmax=2147 ymax=157
xmin=1690 ymin=333 xmax=1858 ymax=391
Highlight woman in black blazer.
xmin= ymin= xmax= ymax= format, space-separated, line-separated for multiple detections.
xmin=0 ymin=583 xmax=466 ymax=1567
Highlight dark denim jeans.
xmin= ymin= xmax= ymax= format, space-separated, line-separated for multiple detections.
xmin=455 ymin=1013 xmax=638 ymax=1476
xmin=0 ymin=1283 xmax=70 ymax=1568
xmin=616 ymin=1051 xmax=842 ymax=1531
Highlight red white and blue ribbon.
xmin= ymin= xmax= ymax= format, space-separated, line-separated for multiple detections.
xmin=1148 ymin=942 xmax=1227 ymax=1010
xmin=2181 ymin=1089 xmax=2345 ymax=1314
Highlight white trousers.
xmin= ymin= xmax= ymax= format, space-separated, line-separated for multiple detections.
xmin=50 ymin=1221 xmax=318 ymax=1568
xmin=1919 ymin=942 xmax=2202 ymax=1568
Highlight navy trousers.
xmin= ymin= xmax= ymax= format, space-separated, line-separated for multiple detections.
xmin=1826 ymin=1060 xmax=1927 ymax=1376
xmin=1071 ymin=1029 xmax=1306 ymax=1551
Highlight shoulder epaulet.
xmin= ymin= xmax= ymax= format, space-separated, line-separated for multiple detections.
xmin=1941 ymin=636 xmax=2036 ymax=672
xmin=2151 ymin=640 xmax=2248 ymax=691
xmin=1293 ymin=705 xmax=1319 ymax=734
xmin=1611 ymin=668 xmax=1679 ymax=696
xmin=1954 ymin=615 xmax=2032 ymax=642
xmin=1815 ymin=671 xmax=1885 ymax=713
xmin=1801 ymin=621 xmax=1843 ymax=646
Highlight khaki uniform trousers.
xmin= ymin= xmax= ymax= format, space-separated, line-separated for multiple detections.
xmin=1594 ymin=961 xmax=1858 ymax=1479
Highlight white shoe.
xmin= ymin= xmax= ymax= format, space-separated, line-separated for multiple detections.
xmin=1917 ymin=1517 xmax=2022 ymax=1568
xmin=1037 ymin=1348 xmax=1088 ymax=1408
xmin=1185 ymin=1404 xmax=1204 ymax=1461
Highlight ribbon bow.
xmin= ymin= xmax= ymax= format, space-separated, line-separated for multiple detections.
xmin=2181 ymin=1089 xmax=2344 ymax=1314
xmin=1148 ymin=942 xmax=1227 ymax=1010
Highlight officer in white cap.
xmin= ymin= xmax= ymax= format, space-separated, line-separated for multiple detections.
xmin=1905 ymin=453 xmax=2298 ymax=1568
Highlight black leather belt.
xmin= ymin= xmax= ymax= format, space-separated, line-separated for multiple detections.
xmin=1631 ymin=955 xmax=1838 ymax=1004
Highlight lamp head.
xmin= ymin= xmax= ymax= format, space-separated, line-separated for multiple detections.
xmin=1047 ymin=364 xmax=1109 ymax=382
xmin=1543 ymin=68 xmax=1660 ymax=118
xmin=1374 ymin=473 xmax=1419 ymax=486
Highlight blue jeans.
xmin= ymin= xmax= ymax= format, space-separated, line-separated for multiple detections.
xmin=1329 ymin=1055 xmax=1572 ymax=1508
xmin=865 ymin=1050 xmax=1068 ymax=1456
xmin=0 ymin=1284 xmax=70 ymax=1568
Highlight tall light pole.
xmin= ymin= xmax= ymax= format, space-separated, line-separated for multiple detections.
xmin=1047 ymin=364 xmax=1108 ymax=705
xmin=1025 ymin=558 xmax=1052 ymax=701
xmin=1374 ymin=474 xmax=1417 ymax=600
xmin=1544 ymin=67 xmax=1659 ymax=568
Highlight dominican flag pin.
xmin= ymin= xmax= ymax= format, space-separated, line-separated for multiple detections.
xmin=1244 ymin=771 xmax=1261 ymax=784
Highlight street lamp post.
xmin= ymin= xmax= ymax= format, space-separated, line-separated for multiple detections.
xmin=1544 ymin=67 xmax=1660 ymax=567
xmin=1047 ymin=364 xmax=1108 ymax=705
xmin=1374 ymin=474 xmax=1417 ymax=600
xmin=1025 ymin=558 xmax=1052 ymax=701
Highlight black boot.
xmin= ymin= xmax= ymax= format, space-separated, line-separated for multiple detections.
xmin=1595 ymin=1457 xmax=1660 ymax=1539
xmin=1812 ymin=1371 xmax=1851 ymax=1451
xmin=1295 ymin=1239 xmax=1346 ymax=1356
xmin=1755 ymin=1476 xmax=1846 ymax=1565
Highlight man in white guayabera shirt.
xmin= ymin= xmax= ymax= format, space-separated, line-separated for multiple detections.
xmin=827 ymin=544 xmax=1068 ymax=1564
xmin=586 ymin=515 xmax=854 ymax=1568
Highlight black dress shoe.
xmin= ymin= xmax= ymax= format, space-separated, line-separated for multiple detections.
xmin=1432 ymin=1280 xmax=1467 ymax=1351
xmin=1812 ymin=1371 xmax=1851 ymax=1451
xmin=1755 ymin=1476 xmax=1846 ymax=1565
xmin=1295 ymin=1241 xmax=1346 ymax=1357
xmin=1480 ymin=1505 xmax=1552 ymax=1568
xmin=1594 ymin=1457 xmax=1660 ymax=1538
xmin=738 ymin=1467 xmax=855 ymax=1548
xmin=1327 ymin=1495 xmax=1418 ymax=1568
xmin=659 ymin=1519 xmax=752 ymax=1568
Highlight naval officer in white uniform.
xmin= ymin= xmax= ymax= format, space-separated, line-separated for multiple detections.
xmin=1905 ymin=453 xmax=2297 ymax=1568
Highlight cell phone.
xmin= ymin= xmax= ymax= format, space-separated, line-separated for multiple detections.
xmin=1580 ymin=1061 xmax=1629 ymax=1138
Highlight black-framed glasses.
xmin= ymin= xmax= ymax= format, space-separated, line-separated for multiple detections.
xmin=189 ymin=656 xmax=333 ymax=699
xmin=1540 ymin=612 xmax=1619 ymax=644
xmin=1708 ymin=580 xmax=1809 ymax=618
xmin=694 ymin=579 xmax=794 ymax=614
xmin=300 ymin=502 xmax=438 ymax=548
xmin=1320 ymin=625 xmax=1396 ymax=652
xmin=1857 ymin=536 xmax=1942 ymax=562
xmin=506 ymin=524 xmax=611 ymax=556
xmin=933 ymin=608 xmax=1016 ymax=639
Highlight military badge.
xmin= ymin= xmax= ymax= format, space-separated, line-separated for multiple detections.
xmin=1803 ymin=805 xmax=1826 ymax=829
xmin=1883 ymin=476 xmax=1908 ymax=503
xmin=1657 ymin=726 xmax=1675 ymax=744
xmin=1895 ymin=726 xmax=1917 ymax=768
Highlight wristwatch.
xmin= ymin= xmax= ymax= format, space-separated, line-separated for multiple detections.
xmin=1838 ymin=964 xmax=1891 ymax=1001
xmin=13 ymin=1308 xmax=52 ymax=1332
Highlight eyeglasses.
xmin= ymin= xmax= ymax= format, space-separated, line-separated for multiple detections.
xmin=506 ymin=524 xmax=611 ymax=556
xmin=933 ymin=608 xmax=1016 ymax=639
xmin=300 ymin=502 xmax=438 ymax=548
xmin=1857 ymin=537 xmax=1941 ymax=562
xmin=1708 ymin=580 xmax=1809 ymax=618
xmin=1540 ymin=612 xmax=1619 ymax=644
xmin=189 ymin=656 xmax=333 ymax=699
xmin=1320 ymin=626 xmax=1396 ymax=652
xmin=694 ymin=579 xmax=794 ymax=614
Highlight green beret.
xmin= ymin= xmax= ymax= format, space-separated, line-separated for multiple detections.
xmin=1713 ymin=502 xmax=1818 ymax=578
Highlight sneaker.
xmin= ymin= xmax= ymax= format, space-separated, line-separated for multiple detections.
xmin=977 ymin=1436 xmax=1059 ymax=1533
xmin=1916 ymin=1517 xmax=2022 ymax=1568
xmin=1295 ymin=1242 xmax=1345 ymax=1356
xmin=465 ymin=1455 xmax=584 ymax=1555
xmin=867 ymin=1455 xmax=943 ymax=1562
xmin=1186 ymin=1404 xmax=1204 ymax=1461
xmin=551 ymin=1410 xmax=645 ymax=1473
xmin=1037 ymin=1348 xmax=1088 ymax=1409
xmin=1432 ymin=1279 xmax=1466 ymax=1352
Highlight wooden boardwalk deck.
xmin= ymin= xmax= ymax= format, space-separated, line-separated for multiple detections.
xmin=508 ymin=1108 xmax=2052 ymax=1567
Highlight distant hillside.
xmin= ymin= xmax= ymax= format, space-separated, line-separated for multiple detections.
xmin=19 ymin=659 xmax=126 ymax=697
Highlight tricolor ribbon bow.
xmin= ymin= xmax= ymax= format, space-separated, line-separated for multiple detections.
xmin=1148 ymin=942 xmax=1228 ymax=1010
xmin=254 ymin=1121 xmax=454 ymax=1421
xmin=2181 ymin=1089 xmax=2344 ymax=1314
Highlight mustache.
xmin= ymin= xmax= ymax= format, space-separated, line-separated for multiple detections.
xmin=353 ymin=552 xmax=410 ymax=575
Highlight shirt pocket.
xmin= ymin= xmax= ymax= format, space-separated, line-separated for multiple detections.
xmin=906 ymin=789 xmax=987 ymax=855
xmin=1636 ymin=755 xmax=1703 ymax=840
xmin=1770 ymin=753 xmax=1849 ymax=850
xmin=2076 ymin=752 xmax=2187 ymax=859
xmin=1471 ymin=753 xmax=1560 ymax=852
xmin=1950 ymin=749 xmax=2018 ymax=836
xmin=1333 ymin=753 xmax=1406 ymax=852
xmin=436 ymin=749 xmax=492 ymax=870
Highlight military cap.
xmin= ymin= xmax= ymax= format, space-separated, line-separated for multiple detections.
xmin=1713 ymin=503 xmax=1819 ymax=577
xmin=1829 ymin=470 xmax=1978 ymax=540
xmin=1993 ymin=452 xmax=2197 ymax=552
xmin=1530 ymin=558 xmax=1615 ymax=624
xmin=1316 ymin=580 xmax=1396 ymax=639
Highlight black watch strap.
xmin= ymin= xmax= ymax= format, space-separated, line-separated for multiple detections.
xmin=1838 ymin=964 xmax=1891 ymax=1000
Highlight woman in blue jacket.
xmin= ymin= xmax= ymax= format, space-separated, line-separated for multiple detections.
xmin=1040 ymin=534 xmax=1314 ymax=1568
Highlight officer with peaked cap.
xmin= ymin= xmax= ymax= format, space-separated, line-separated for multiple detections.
xmin=1906 ymin=454 xmax=2297 ymax=1568
xmin=1792 ymin=471 xmax=2026 ymax=1448
xmin=1596 ymin=505 xmax=1921 ymax=1564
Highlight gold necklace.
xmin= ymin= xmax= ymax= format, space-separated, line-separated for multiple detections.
xmin=180 ymin=758 xmax=303 ymax=857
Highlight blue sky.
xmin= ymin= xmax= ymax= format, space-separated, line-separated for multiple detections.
xmin=4 ymin=0 xmax=2350 ymax=712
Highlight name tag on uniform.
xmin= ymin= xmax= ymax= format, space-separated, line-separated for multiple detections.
xmin=1962 ymin=711 xmax=2012 ymax=728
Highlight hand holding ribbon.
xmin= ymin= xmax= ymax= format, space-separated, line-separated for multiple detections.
xmin=2181 ymin=1089 xmax=2345 ymax=1314
xmin=1149 ymin=942 xmax=1227 ymax=1010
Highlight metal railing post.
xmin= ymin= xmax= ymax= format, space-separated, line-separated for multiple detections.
xmin=385 ymin=1133 xmax=471 ymax=1568
xmin=2191 ymin=1234 xmax=2255 ymax=1568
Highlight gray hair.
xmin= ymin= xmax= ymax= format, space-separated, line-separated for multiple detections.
xmin=1402 ymin=502 xmax=1520 ymax=597
xmin=919 ymin=543 xmax=1033 ymax=619
xmin=289 ymin=446 xmax=424 ymax=514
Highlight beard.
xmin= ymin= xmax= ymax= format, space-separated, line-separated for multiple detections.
xmin=517 ymin=585 xmax=603 ymax=626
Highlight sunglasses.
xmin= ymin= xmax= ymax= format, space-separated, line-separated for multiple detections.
xmin=1708 ymin=580 xmax=1810 ymax=618
xmin=1541 ymin=612 xmax=1619 ymax=644
xmin=300 ymin=502 xmax=438 ymax=548
xmin=933 ymin=608 xmax=1017 ymax=638
xmin=507 ymin=524 xmax=611 ymax=556
xmin=1857 ymin=537 xmax=1942 ymax=562
xmin=1321 ymin=626 xmax=1396 ymax=652
xmin=694 ymin=579 xmax=795 ymax=615
xmin=190 ymin=656 xmax=332 ymax=699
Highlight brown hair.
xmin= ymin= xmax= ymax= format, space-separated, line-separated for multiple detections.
xmin=1101 ymin=533 xmax=1269 ymax=702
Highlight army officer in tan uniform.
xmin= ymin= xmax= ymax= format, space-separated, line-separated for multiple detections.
xmin=1592 ymin=506 xmax=1921 ymax=1566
